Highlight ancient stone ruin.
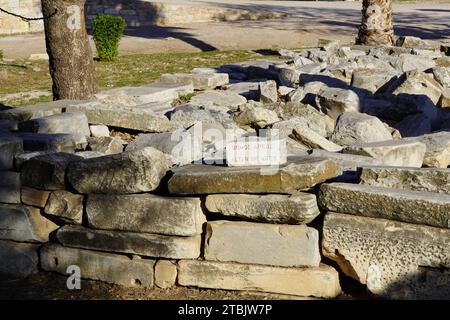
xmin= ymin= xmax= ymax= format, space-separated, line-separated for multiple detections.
xmin=1 ymin=36 xmax=450 ymax=299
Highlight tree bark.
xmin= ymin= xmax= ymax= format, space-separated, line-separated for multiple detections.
xmin=357 ymin=0 xmax=394 ymax=46
xmin=41 ymin=0 xmax=96 ymax=100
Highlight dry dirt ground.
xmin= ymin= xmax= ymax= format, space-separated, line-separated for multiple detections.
xmin=1 ymin=0 xmax=449 ymax=59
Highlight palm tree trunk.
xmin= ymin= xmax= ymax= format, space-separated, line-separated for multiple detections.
xmin=357 ymin=0 xmax=394 ymax=46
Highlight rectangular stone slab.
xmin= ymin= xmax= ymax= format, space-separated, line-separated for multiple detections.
xmin=319 ymin=182 xmax=450 ymax=229
xmin=67 ymin=102 xmax=171 ymax=132
xmin=0 ymin=136 xmax=23 ymax=170
xmin=205 ymin=192 xmax=320 ymax=224
xmin=87 ymin=194 xmax=205 ymax=236
xmin=323 ymin=212 xmax=450 ymax=299
xmin=40 ymin=244 xmax=155 ymax=288
xmin=21 ymin=153 xmax=82 ymax=190
xmin=21 ymin=187 xmax=51 ymax=208
xmin=0 ymin=100 xmax=83 ymax=121
xmin=160 ymin=73 xmax=229 ymax=90
xmin=204 ymin=221 xmax=320 ymax=267
xmin=0 ymin=240 xmax=39 ymax=279
xmin=178 ymin=260 xmax=341 ymax=298
xmin=56 ymin=225 xmax=201 ymax=259
xmin=358 ymin=166 xmax=450 ymax=194
xmin=168 ymin=157 xmax=342 ymax=194
xmin=0 ymin=204 xmax=58 ymax=243
xmin=44 ymin=191 xmax=84 ymax=225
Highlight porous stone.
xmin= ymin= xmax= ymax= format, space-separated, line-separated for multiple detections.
xmin=331 ymin=112 xmax=393 ymax=146
xmin=21 ymin=153 xmax=82 ymax=190
xmin=56 ymin=225 xmax=201 ymax=259
xmin=87 ymin=136 xmax=124 ymax=155
xmin=359 ymin=166 xmax=450 ymax=194
xmin=439 ymin=88 xmax=450 ymax=109
xmin=89 ymin=124 xmax=110 ymax=137
xmin=87 ymin=194 xmax=205 ymax=236
xmin=40 ymin=244 xmax=155 ymax=288
xmin=225 ymin=81 xmax=260 ymax=100
xmin=343 ymin=140 xmax=426 ymax=167
xmin=316 ymin=87 xmax=360 ymax=120
xmin=205 ymin=192 xmax=320 ymax=224
xmin=21 ymin=187 xmax=50 ymax=208
xmin=432 ymin=67 xmax=450 ymax=87
xmin=0 ymin=240 xmax=39 ymax=279
xmin=168 ymin=157 xmax=342 ymax=195
xmin=154 ymin=260 xmax=177 ymax=289
xmin=190 ymin=91 xmax=247 ymax=109
xmin=67 ymin=102 xmax=171 ymax=132
xmin=0 ymin=171 xmax=20 ymax=204
xmin=178 ymin=260 xmax=341 ymax=298
xmin=44 ymin=191 xmax=84 ymax=224
xmin=204 ymin=221 xmax=320 ymax=267
xmin=160 ymin=73 xmax=229 ymax=90
xmin=292 ymin=127 xmax=342 ymax=152
xmin=66 ymin=147 xmax=173 ymax=194
xmin=351 ymin=68 xmax=398 ymax=93
xmin=319 ymin=183 xmax=450 ymax=229
xmin=396 ymin=36 xmax=442 ymax=50
xmin=0 ymin=204 xmax=58 ymax=243
xmin=17 ymin=132 xmax=78 ymax=153
xmin=323 ymin=212 xmax=450 ymax=299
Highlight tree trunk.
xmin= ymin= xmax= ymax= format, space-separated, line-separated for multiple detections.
xmin=41 ymin=0 xmax=96 ymax=100
xmin=357 ymin=0 xmax=394 ymax=46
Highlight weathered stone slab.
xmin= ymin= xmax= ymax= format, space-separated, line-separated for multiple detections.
xmin=404 ymin=132 xmax=450 ymax=168
xmin=178 ymin=260 xmax=341 ymax=298
xmin=0 ymin=100 xmax=81 ymax=121
xmin=359 ymin=166 xmax=450 ymax=194
xmin=309 ymin=149 xmax=382 ymax=170
xmin=56 ymin=225 xmax=201 ymax=259
xmin=323 ymin=212 xmax=450 ymax=299
xmin=439 ymin=88 xmax=450 ymax=110
xmin=44 ymin=191 xmax=84 ymax=225
xmin=319 ymin=182 xmax=450 ymax=228
xmin=292 ymin=127 xmax=342 ymax=152
xmin=14 ymin=151 xmax=54 ymax=171
xmin=190 ymin=91 xmax=247 ymax=109
xmin=17 ymin=132 xmax=78 ymax=153
xmin=21 ymin=153 xmax=82 ymax=190
xmin=0 ymin=136 xmax=23 ymax=170
xmin=330 ymin=112 xmax=393 ymax=146
xmin=0 ymin=204 xmax=58 ymax=243
xmin=204 ymin=221 xmax=320 ymax=267
xmin=225 ymin=138 xmax=287 ymax=167
xmin=17 ymin=112 xmax=90 ymax=143
xmin=168 ymin=157 xmax=342 ymax=195
xmin=0 ymin=171 xmax=20 ymax=204
xmin=154 ymin=260 xmax=177 ymax=289
xmin=21 ymin=187 xmax=50 ymax=208
xmin=160 ymin=73 xmax=229 ymax=90
xmin=67 ymin=147 xmax=173 ymax=194
xmin=316 ymin=87 xmax=360 ymax=120
xmin=343 ymin=140 xmax=426 ymax=167
xmin=0 ymin=240 xmax=39 ymax=279
xmin=95 ymin=83 xmax=194 ymax=104
xmin=205 ymin=192 xmax=319 ymax=224
xmin=233 ymin=106 xmax=279 ymax=129
xmin=226 ymin=81 xmax=260 ymax=100
xmin=41 ymin=244 xmax=155 ymax=288
xmin=87 ymin=194 xmax=205 ymax=236
xmin=67 ymin=102 xmax=171 ymax=132
xmin=126 ymin=131 xmax=202 ymax=166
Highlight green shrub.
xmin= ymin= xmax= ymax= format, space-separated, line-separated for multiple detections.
xmin=93 ymin=14 xmax=126 ymax=61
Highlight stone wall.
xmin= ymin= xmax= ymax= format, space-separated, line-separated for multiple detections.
xmin=0 ymin=0 xmax=285 ymax=34
xmin=0 ymin=0 xmax=43 ymax=34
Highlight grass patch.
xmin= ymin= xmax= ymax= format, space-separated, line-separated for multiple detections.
xmin=0 ymin=50 xmax=278 ymax=107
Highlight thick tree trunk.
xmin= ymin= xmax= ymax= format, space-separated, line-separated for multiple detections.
xmin=357 ymin=0 xmax=394 ymax=46
xmin=41 ymin=0 xmax=96 ymax=100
